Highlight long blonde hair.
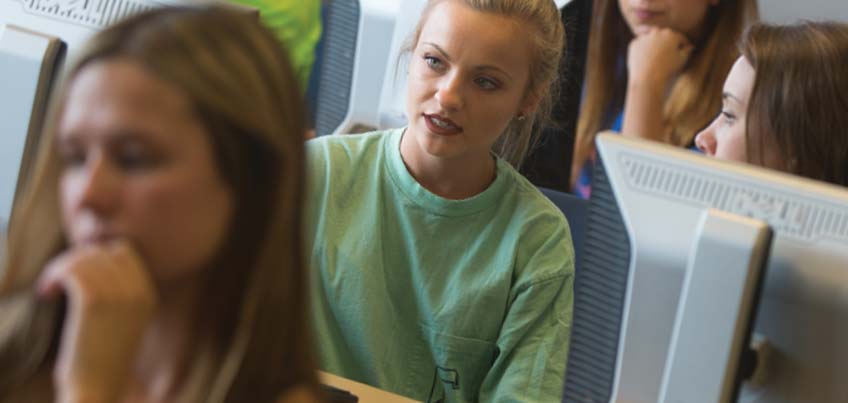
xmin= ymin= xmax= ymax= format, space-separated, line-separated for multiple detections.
xmin=0 ymin=6 xmax=315 ymax=402
xmin=573 ymin=0 xmax=758 ymax=179
xmin=400 ymin=0 xmax=565 ymax=168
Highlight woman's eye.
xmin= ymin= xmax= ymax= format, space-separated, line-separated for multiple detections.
xmin=720 ymin=110 xmax=737 ymax=124
xmin=58 ymin=147 xmax=86 ymax=168
xmin=116 ymin=147 xmax=162 ymax=172
xmin=474 ymin=77 xmax=499 ymax=90
xmin=117 ymin=155 xmax=152 ymax=171
xmin=424 ymin=55 xmax=444 ymax=70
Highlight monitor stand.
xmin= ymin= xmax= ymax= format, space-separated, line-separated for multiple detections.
xmin=659 ymin=209 xmax=772 ymax=403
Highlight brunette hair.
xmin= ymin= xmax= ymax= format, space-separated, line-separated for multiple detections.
xmin=742 ymin=21 xmax=848 ymax=186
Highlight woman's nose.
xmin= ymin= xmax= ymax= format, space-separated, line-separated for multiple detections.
xmin=75 ymin=155 xmax=119 ymax=214
xmin=695 ymin=123 xmax=718 ymax=156
xmin=435 ymin=74 xmax=464 ymax=111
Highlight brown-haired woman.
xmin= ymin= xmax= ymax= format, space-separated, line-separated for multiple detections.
xmin=0 ymin=5 xmax=318 ymax=403
xmin=571 ymin=0 xmax=759 ymax=198
xmin=695 ymin=21 xmax=848 ymax=186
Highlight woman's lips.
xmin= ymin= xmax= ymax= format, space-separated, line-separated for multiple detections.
xmin=633 ymin=8 xmax=662 ymax=22
xmin=423 ymin=113 xmax=463 ymax=136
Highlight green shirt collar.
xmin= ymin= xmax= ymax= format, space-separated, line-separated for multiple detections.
xmin=384 ymin=127 xmax=510 ymax=217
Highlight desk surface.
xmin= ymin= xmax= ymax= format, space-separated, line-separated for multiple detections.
xmin=319 ymin=371 xmax=420 ymax=403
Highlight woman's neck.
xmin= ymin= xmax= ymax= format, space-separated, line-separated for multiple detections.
xmin=123 ymin=280 xmax=201 ymax=403
xmin=399 ymin=131 xmax=497 ymax=200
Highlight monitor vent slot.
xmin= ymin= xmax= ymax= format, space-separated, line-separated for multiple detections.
xmin=621 ymin=154 xmax=848 ymax=243
xmin=563 ymin=154 xmax=631 ymax=403
xmin=20 ymin=0 xmax=163 ymax=28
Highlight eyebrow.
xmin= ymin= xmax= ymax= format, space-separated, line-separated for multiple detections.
xmin=421 ymin=42 xmax=513 ymax=80
xmin=722 ymin=92 xmax=743 ymax=104
xmin=58 ymin=129 xmax=161 ymax=150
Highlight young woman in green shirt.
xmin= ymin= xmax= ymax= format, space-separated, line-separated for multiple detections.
xmin=306 ymin=0 xmax=575 ymax=401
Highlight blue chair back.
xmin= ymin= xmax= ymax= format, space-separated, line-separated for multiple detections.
xmin=539 ymin=187 xmax=587 ymax=265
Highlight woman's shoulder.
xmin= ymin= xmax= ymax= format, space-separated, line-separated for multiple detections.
xmin=500 ymin=164 xmax=569 ymax=224
xmin=305 ymin=128 xmax=400 ymax=158
xmin=304 ymin=128 xmax=402 ymax=190
xmin=496 ymin=167 xmax=575 ymax=280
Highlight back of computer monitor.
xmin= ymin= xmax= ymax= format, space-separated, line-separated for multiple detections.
xmin=563 ymin=133 xmax=848 ymax=403
xmin=1 ymin=0 xmax=171 ymax=54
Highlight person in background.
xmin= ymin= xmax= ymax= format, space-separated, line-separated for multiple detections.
xmin=305 ymin=0 xmax=574 ymax=401
xmin=571 ymin=0 xmax=758 ymax=197
xmin=695 ymin=21 xmax=848 ymax=187
xmin=0 ymin=6 xmax=319 ymax=403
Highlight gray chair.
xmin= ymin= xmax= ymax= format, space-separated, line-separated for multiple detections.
xmin=311 ymin=0 xmax=359 ymax=137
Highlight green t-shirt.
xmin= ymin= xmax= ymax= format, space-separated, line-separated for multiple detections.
xmin=305 ymin=129 xmax=575 ymax=402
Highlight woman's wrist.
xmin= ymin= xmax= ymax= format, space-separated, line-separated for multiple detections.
xmin=627 ymin=71 xmax=671 ymax=92
xmin=622 ymin=80 xmax=669 ymax=142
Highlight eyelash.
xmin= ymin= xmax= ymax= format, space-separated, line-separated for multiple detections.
xmin=116 ymin=149 xmax=160 ymax=171
xmin=474 ymin=77 xmax=499 ymax=90
xmin=720 ymin=110 xmax=736 ymax=124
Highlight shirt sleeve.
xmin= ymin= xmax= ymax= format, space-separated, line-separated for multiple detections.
xmin=478 ymin=215 xmax=575 ymax=403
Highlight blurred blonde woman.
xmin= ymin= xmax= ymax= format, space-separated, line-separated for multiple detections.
xmin=0 ymin=6 xmax=318 ymax=403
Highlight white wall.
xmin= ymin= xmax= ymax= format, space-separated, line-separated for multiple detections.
xmin=760 ymin=0 xmax=848 ymax=23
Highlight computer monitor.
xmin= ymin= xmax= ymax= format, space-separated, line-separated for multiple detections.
xmin=563 ymin=133 xmax=848 ymax=403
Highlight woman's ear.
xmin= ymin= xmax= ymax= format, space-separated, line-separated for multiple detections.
xmin=519 ymin=89 xmax=543 ymax=119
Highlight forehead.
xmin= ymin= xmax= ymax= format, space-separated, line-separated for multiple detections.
xmin=418 ymin=1 xmax=533 ymax=71
xmin=59 ymin=59 xmax=196 ymax=139
xmin=723 ymin=56 xmax=756 ymax=105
